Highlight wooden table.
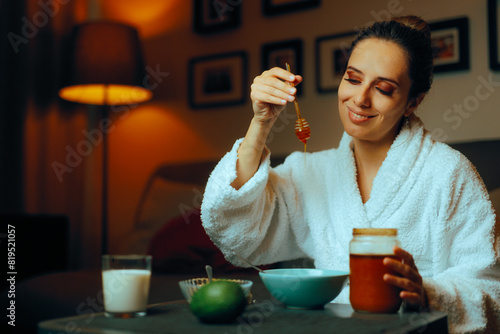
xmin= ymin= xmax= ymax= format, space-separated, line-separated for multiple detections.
xmin=38 ymin=300 xmax=447 ymax=333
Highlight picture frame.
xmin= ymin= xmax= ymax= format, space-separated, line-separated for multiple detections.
xmin=429 ymin=17 xmax=470 ymax=73
xmin=263 ymin=0 xmax=320 ymax=17
xmin=262 ymin=39 xmax=303 ymax=96
xmin=315 ymin=31 xmax=356 ymax=93
xmin=193 ymin=0 xmax=241 ymax=34
xmin=188 ymin=51 xmax=247 ymax=109
xmin=488 ymin=0 xmax=500 ymax=70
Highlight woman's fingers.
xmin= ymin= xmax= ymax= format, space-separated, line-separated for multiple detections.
xmin=250 ymin=67 xmax=302 ymax=120
xmin=400 ymin=291 xmax=422 ymax=304
xmin=251 ymin=80 xmax=295 ymax=104
xmin=253 ymin=74 xmax=296 ymax=97
xmin=383 ymin=256 xmax=421 ymax=283
xmin=263 ymin=67 xmax=300 ymax=84
xmin=383 ymin=271 xmax=425 ymax=307
xmin=250 ymin=87 xmax=287 ymax=106
xmin=383 ymin=272 xmax=420 ymax=292
xmin=255 ymin=67 xmax=302 ymax=95
xmin=394 ymin=247 xmax=416 ymax=269
xmin=383 ymin=246 xmax=427 ymax=308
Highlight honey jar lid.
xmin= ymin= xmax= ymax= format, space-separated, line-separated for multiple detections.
xmin=352 ymin=228 xmax=397 ymax=236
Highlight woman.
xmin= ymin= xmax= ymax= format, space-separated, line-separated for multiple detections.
xmin=201 ymin=16 xmax=499 ymax=333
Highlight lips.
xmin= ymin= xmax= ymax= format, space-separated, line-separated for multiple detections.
xmin=347 ymin=106 xmax=376 ymax=124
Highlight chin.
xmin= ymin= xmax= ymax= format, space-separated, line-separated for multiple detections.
xmin=340 ymin=115 xmax=369 ymax=141
xmin=344 ymin=127 xmax=371 ymax=141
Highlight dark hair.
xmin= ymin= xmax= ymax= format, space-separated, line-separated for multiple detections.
xmin=346 ymin=16 xmax=434 ymax=101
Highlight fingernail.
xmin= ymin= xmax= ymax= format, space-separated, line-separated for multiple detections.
xmin=289 ymin=75 xmax=295 ymax=80
xmin=287 ymin=95 xmax=294 ymax=101
xmin=289 ymin=87 xmax=296 ymax=94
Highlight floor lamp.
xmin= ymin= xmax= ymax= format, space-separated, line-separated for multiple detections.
xmin=59 ymin=21 xmax=152 ymax=255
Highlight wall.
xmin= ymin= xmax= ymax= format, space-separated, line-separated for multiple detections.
xmin=99 ymin=0 xmax=500 ymax=255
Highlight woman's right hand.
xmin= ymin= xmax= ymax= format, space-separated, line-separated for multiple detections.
xmin=231 ymin=67 xmax=302 ymax=190
xmin=250 ymin=67 xmax=302 ymax=125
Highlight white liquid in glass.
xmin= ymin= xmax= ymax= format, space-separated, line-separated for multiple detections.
xmin=102 ymin=269 xmax=151 ymax=313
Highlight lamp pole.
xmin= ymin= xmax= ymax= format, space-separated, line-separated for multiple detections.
xmin=101 ymin=85 xmax=109 ymax=255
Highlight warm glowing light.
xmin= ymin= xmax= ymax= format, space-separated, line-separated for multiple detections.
xmin=101 ymin=0 xmax=186 ymax=37
xmin=59 ymin=84 xmax=152 ymax=105
xmin=112 ymin=104 xmax=218 ymax=163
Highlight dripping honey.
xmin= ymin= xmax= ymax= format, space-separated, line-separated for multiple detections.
xmin=295 ymin=118 xmax=310 ymax=153
xmin=285 ymin=63 xmax=310 ymax=154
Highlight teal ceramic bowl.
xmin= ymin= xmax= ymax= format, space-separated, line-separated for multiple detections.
xmin=259 ymin=268 xmax=349 ymax=309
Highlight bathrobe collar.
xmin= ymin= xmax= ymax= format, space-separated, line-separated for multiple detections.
xmin=337 ymin=115 xmax=432 ymax=226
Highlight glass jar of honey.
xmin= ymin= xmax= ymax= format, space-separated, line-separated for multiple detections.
xmin=349 ymin=228 xmax=402 ymax=313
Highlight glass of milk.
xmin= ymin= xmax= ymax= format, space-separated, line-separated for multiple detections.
xmin=102 ymin=254 xmax=152 ymax=318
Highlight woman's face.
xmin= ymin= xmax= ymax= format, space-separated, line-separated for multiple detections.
xmin=338 ymin=38 xmax=417 ymax=145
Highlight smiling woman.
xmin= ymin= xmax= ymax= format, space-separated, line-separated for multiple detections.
xmin=337 ymin=18 xmax=433 ymax=204
xmin=200 ymin=15 xmax=500 ymax=334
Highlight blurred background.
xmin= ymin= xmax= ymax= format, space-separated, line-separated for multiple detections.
xmin=1 ymin=0 xmax=499 ymax=270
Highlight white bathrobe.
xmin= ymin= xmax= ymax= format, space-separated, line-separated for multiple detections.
xmin=201 ymin=116 xmax=500 ymax=334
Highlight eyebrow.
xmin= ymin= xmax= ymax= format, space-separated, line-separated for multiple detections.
xmin=346 ymin=66 xmax=400 ymax=87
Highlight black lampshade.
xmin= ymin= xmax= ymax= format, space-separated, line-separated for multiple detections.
xmin=59 ymin=21 xmax=152 ymax=105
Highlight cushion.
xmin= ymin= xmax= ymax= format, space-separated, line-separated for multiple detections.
xmin=119 ymin=179 xmax=204 ymax=254
xmin=136 ymin=178 xmax=203 ymax=232
xmin=147 ymin=208 xmax=256 ymax=274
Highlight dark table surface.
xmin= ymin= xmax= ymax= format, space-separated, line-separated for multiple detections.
xmin=38 ymin=300 xmax=448 ymax=334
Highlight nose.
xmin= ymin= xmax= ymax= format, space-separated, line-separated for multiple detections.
xmin=353 ymin=85 xmax=371 ymax=108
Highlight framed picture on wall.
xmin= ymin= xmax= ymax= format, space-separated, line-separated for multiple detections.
xmin=188 ymin=51 xmax=247 ymax=109
xmin=193 ymin=0 xmax=241 ymax=34
xmin=488 ymin=0 xmax=500 ymax=70
xmin=262 ymin=39 xmax=303 ymax=96
xmin=315 ymin=31 xmax=356 ymax=93
xmin=429 ymin=17 xmax=470 ymax=73
xmin=263 ymin=0 xmax=320 ymax=16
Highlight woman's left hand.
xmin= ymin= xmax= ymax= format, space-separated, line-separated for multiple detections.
xmin=383 ymin=246 xmax=428 ymax=310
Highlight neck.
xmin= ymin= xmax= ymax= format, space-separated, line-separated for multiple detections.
xmin=352 ymin=116 xmax=406 ymax=166
xmin=352 ymin=138 xmax=393 ymax=203
xmin=352 ymin=138 xmax=391 ymax=169
xmin=351 ymin=117 xmax=408 ymax=203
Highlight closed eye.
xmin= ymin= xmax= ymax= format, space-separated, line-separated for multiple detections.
xmin=376 ymin=87 xmax=392 ymax=96
xmin=344 ymin=78 xmax=360 ymax=84
xmin=345 ymin=78 xmax=393 ymax=96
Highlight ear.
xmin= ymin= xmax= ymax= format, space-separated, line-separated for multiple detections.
xmin=404 ymin=93 xmax=425 ymax=117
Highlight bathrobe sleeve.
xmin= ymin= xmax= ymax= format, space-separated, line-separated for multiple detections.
xmin=200 ymin=139 xmax=310 ymax=267
xmin=422 ymin=155 xmax=500 ymax=334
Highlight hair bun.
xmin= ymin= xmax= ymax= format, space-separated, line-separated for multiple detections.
xmin=392 ymin=15 xmax=431 ymax=40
